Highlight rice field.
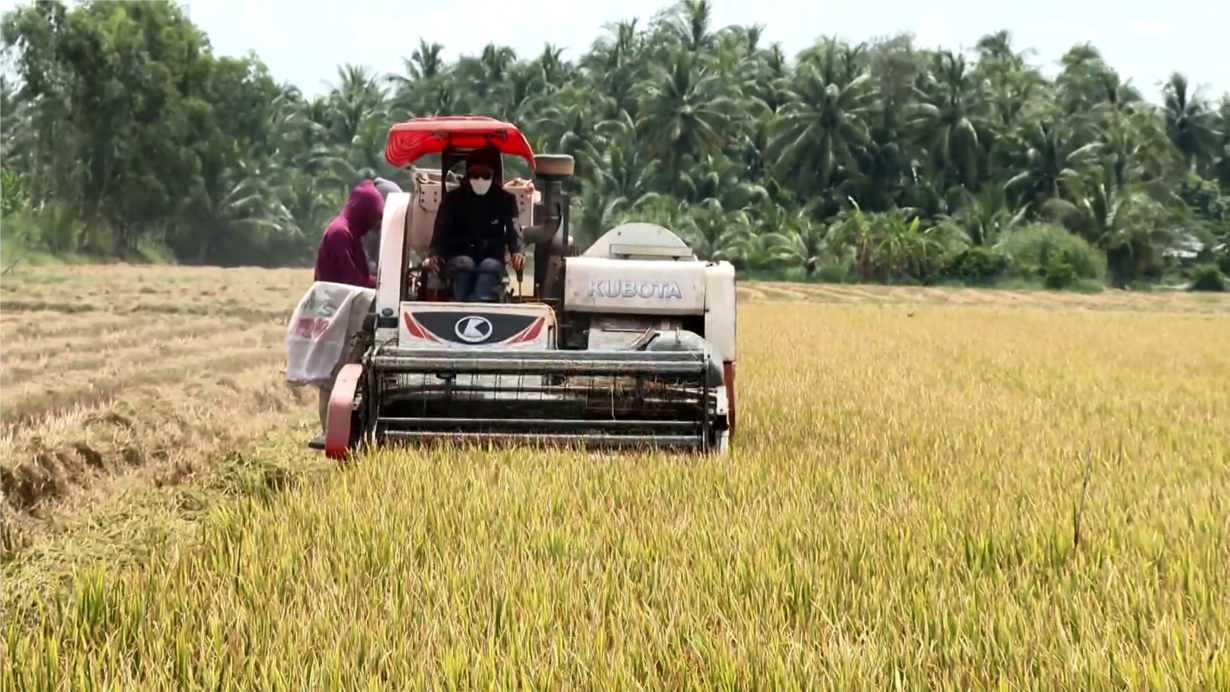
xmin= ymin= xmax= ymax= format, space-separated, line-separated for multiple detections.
xmin=0 ymin=266 xmax=317 ymax=564
xmin=2 ymin=264 xmax=1228 ymax=691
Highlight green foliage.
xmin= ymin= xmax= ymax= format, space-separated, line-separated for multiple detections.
xmin=943 ymin=246 xmax=1011 ymax=285
xmin=0 ymin=165 xmax=27 ymax=217
xmin=2 ymin=0 xmax=1228 ymax=288
xmin=996 ymin=223 xmax=1107 ymax=282
xmin=2 ymin=202 xmax=79 ymax=255
xmin=816 ymin=261 xmax=856 ymax=284
xmin=1188 ymin=263 xmax=1227 ymax=292
xmin=1178 ymin=177 xmax=1230 ymax=224
xmin=1043 ymin=250 xmax=1080 ymax=290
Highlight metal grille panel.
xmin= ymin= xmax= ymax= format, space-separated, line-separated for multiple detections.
xmin=366 ymin=349 xmax=714 ymax=450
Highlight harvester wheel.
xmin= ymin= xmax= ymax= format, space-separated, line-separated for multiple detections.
xmin=324 ymin=363 xmax=366 ymax=462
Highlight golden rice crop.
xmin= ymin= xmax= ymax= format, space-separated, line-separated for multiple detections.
xmin=4 ymin=293 xmax=1228 ymax=691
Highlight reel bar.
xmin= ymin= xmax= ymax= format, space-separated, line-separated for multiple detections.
xmin=376 ymin=416 xmax=702 ymax=433
xmin=375 ymin=430 xmax=705 ymax=450
xmin=371 ymin=349 xmax=708 ymax=377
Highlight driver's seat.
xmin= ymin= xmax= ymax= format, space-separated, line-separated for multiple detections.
xmin=406 ymin=151 xmax=532 ymax=304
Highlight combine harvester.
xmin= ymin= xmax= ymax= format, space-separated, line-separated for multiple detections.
xmin=298 ymin=116 xmax=738 ymax=459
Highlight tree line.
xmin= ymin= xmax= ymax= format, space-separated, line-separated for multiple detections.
xmin=2 ymin=0 xmax=1228 ymax=289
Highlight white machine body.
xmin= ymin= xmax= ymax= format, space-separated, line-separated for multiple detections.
xmin=562 ymin=222 xmax=737 ymax=368
xmin=375 ymin=189 xmax=736 ymax=368
xmin=369 ymin=178 xmax=738 ymax=446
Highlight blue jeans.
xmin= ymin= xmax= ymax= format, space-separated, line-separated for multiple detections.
xmin=447 ymin=255 xmax=506 ymax=302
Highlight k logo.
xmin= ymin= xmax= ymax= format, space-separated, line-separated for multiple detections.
xmin=454 ymin=316 xmax=494 ymax=343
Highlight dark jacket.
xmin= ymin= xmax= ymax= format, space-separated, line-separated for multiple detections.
xmin=314 ymin=180 xmax=384 ymax=288
xmin=430 ymin=183 xmax=523 ymax=262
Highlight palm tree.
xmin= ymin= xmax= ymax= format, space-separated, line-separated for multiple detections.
xmin=659 ymin=0 xmax=719 ymax=54
xmin=1162 ymin=72 xmax=1218 ymax=171
xmin=767 ymin=38 xmax=874 ymax=195
xmin=634 ymin=48 xmax=736 ymax=178
xmin=1208 ymin=95 xmax=1230 ymax=188
xmin=758 ymin=201 xmax=828 ymax=275
xmin=387 ymin=39 xmax=447 ymax=117
xmin=1066 ymin=162 xmax=1180 ymax=286
xmin=1003 ymin=112 xmax=1102 ymax=213
xmin=907 ymin=50 xmax=992 ymax=190
xmin=936 ymin=184 xmax=1026 ymax=246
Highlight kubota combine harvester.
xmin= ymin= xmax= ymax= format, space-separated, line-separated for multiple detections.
xmin=307 ymin=116 xmax=738 ymax=458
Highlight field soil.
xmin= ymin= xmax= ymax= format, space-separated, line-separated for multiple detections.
xmin=2 ymin=264 xmax=1228 ymax=690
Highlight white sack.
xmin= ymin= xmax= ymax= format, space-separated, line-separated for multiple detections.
xmin=284 ymin=282 xmax=375 ymax=387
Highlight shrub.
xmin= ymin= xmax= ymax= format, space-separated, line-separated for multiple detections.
xmin=1043 ymin=250 xmax=1079 ymax=290
xmin=815 ymin=261 xmax=854 ymax=284
xmin=1187 ymin=263 xmax=1226 ymax=292
xmin=2 ymin=202 xmax=82 ymax=255
xmin=943 ymin=246 xmax=1011 ymax=285
xmin=996 ymin=223 xmax=1106 ymax=282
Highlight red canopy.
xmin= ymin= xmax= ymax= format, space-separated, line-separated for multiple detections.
xmin=384 ymin=116 xmax=536 ymax=169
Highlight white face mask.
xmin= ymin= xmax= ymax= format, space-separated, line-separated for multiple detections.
xmin=470 ymin=178 xmax=492 ymax=196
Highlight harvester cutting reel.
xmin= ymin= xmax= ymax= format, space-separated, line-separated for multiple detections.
xmin=323 ymin=331 xmax=732 ymax=460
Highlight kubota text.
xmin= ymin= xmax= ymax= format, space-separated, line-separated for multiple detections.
xmin=587 ymin=280 xmax=684 ymax=300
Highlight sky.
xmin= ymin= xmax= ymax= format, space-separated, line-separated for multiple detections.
xmin=2 ymin=0 xmax=1227 ymax=104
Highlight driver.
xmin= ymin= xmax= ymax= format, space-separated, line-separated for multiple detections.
xmin=425 ymin=147 xmax=525 ymax=302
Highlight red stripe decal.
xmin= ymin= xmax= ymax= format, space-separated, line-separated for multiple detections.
xmin=508 ymin=316 xmax=545 ymax=344
xmin=401 ymin=313 xmax=437 ymax=341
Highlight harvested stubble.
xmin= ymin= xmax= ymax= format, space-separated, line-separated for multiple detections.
xmin=5 ymin=298 xmax=1228 ymax=691
xmin=0 ymin=265 xmax=314 ymax=563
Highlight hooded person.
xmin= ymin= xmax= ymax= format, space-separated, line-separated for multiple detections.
xmin=306 ymin=180 xmax=384 ymax=451
xmin=314 ymin=180 xmax=385 ymax=289
xmin=363 ymin=177 xmax=402 ymax=276
xmin=425 ymin=147 xmax=525 ymax=302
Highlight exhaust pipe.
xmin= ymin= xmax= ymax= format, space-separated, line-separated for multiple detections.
xmin=523 ymin=176 xmax=563 ymax=246
xmin=523 ymin=154 xmax=575 ymax=297
xmin=523 ymin=153 xmax=573 ymax=247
